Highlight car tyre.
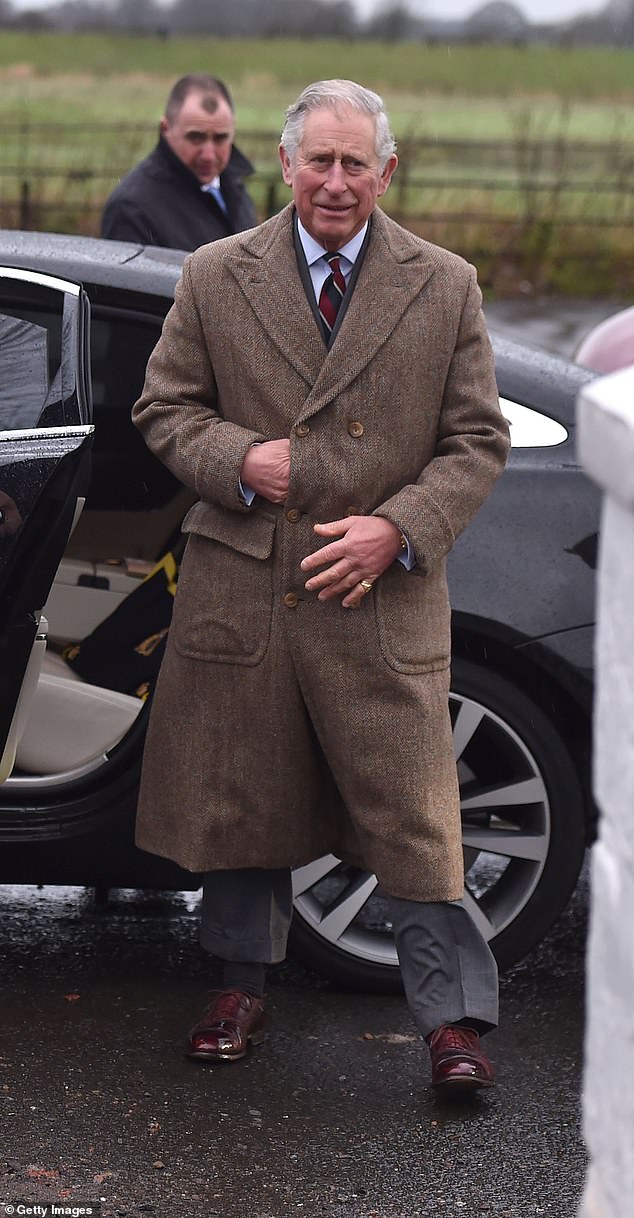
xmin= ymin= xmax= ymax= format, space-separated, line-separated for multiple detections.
xmin=288 ymin=657 xmax=588 ymax=991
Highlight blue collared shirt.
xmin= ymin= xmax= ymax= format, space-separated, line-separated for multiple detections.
xmin=201 ymin=176 xmax=228 ymax=215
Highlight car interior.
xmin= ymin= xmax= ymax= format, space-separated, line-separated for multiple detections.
xmin=7 ymin=302 xmax=193 ymax=784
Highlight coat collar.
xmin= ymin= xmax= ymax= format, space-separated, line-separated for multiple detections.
xmin=153 ymin=135 xmax=254 ymax=195
xmin=225 ymin=204 xmax=436 ymax=419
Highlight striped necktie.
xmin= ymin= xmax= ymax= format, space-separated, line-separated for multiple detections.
xmin=318 ymin=253 xmax=346 ymax=342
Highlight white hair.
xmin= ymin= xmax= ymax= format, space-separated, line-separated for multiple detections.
xmin=280 ymin=79 xmax=396 ymax=170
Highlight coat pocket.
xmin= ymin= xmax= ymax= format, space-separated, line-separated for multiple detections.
xmin=182 ymin=500 xmax=277 ymax=559
xmin=374 ymin=561 xmax=451 ymax=674
xmin=172 ymin=527 xmax=274 ymax=665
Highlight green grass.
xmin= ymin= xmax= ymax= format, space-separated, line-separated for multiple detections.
xmin=1 ymin=76 xmax=631 ymax=147
xmin=1 ymin=33 xmax=632 ymax=142
xmin=0 ymin=33 xmax=632 ymax=98
xmin=0 ymin=32 xmax=631 ymax=296
xmin=0 ymin=32 xmax=632 ymax=97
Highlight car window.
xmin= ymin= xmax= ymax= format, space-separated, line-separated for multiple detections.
xmin=0 ymin=284 xmax=178 ymax=512
xmin=0 ymin=276 xmax=75 ymax=431
xmin=0 ymin=315 xmax=50 ymax=430
xmin=87 ymin=308 xmax=181 ymax=512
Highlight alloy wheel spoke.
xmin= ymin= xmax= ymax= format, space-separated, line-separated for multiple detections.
xmin=461 ymin=886 xmax=496 ymax=941
xmin=317 ymin=872 xmax=379 ymax=942
xmin=460 ymin=775 xmax=546 ymax=811
xmin=291 ymin=854 xmax=341 ymax=897
xmin=461 ymin=826 xmax=547 ymax=862
xmin=452 ymin=699 xmax=486 ymax=762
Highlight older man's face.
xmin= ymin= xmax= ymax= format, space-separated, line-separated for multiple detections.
xmin=279 ymin=106 xmax=397 ymax=251
xmin=161 ymin=91 xmax=235 ymax=184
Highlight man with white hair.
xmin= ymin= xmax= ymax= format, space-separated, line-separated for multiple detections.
xmin=132 ymin=79 xmax=510 ymax=1096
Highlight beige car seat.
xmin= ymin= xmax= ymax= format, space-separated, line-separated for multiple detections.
xmin=14 ymin=649 xmax=143 ymax=776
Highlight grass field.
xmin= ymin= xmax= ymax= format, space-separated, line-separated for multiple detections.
xmin=0 ymin=32 xmax=632 ymax=140
xmin=0 ymin=33 xmax=631 ymax=294
xmin=0 ymin=32 xmax=632 ymax=96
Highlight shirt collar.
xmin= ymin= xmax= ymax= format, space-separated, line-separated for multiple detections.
xmin=201 ymin=176 xmax=222 ymax=193
xmin=297 ymin=218 xmax=368 ymax=268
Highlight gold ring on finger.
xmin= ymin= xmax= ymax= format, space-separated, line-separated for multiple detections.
xmin=359 ymin=579 xmax=374 ymax=593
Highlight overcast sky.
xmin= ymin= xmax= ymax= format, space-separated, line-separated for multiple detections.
xmin=8 ymin=0 xmax=608 ymax=23
xmin=359 ymin=0 xmax=605 ymax=19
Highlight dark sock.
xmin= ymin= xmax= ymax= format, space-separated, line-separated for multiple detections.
xmin=221 ymin=960 xmax=266 ymax=998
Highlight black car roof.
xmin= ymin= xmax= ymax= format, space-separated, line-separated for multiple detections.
xmin=493 ymin=333 xmax=595 ymax=420
xmin=0 ymin=229 xmax=185 ymax=297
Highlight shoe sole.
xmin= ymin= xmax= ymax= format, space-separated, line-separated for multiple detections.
xmin=186 ymin=1028 xmax=267 ymax=1062
xmin=432 ymin=1075 xmax=495 ymax=1095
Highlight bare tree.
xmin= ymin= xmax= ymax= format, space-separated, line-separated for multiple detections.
xmin=465 ymin=0 xmax=528 ymax=44
xmin=166 ymin=0 xmax=356 ymax=37
xmin=111 ymin=0 xmax=166 ymax=33
xmin=364 ymin=1 xmax=423 ymax=40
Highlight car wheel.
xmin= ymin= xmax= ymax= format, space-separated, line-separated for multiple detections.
xmin=288 ymin=657 xmax=587 ymax=991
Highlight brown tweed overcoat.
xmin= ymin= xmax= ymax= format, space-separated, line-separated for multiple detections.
xmin=131 ymin=203 xmax=510 ymax=902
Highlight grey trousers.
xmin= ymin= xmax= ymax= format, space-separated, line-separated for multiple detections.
xmin=200 ymin=867 xmax=498 ymax=1040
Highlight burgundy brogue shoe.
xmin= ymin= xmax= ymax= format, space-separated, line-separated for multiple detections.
xmin=186 ymin=989 xmax=267 ymax=1062
xmin=427 ymin=1024 xmax=495 ymax=1094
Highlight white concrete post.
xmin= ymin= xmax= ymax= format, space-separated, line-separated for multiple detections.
xmin=577 ymin=368 xmax=634 ymax=1218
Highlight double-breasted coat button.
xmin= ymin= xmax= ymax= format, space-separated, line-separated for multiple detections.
xmin=348 ymin=421 xmax=364 ymax=437
xmin=286 ymin=508 xmax=301 ymax=523
xmin=283 ymin=592 xmax=299 ymax=608
xmin=294 ymin=423 xmax=310 ymax=437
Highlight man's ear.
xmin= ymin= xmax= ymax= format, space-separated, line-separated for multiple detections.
xmin=377 ymin=154 xmax=398 ymax=199
xmin=159 ymin=116 xmax=169 ymax=137
xmin=279 ymin=144 xmax=293 ymax=188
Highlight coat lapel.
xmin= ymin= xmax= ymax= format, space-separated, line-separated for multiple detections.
xmin=225 ymin=205 xmax=325 ymax=387
xmin=224 ymin=204 xmax=437 ymax=419
xmin=299 ymin=211 xmax=436 ymax=422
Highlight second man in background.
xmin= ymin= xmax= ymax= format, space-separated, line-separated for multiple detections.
xmin=102 ymin=73 xmax=256 ymax=250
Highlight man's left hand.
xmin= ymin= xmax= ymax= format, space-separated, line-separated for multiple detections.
xmin=301 ymin=515 xmax=403 ymax=608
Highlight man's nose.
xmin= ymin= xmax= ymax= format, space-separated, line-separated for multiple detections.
xmin=323 ymin=161 xmax=348 ymax=192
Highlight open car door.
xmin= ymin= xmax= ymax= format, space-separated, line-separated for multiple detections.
xmin=0 ymin=267 xmax=93 ymax=780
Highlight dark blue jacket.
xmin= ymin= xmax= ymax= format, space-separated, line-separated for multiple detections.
xmin=101 ymin=135 xmax=257 ymax=251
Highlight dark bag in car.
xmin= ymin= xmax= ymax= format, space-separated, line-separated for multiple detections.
xmin=62 ymin=552 xmax=177 ymax=701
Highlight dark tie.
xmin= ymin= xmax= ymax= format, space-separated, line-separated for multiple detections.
xmin=318 ymin=253 xmax=346 ymax=342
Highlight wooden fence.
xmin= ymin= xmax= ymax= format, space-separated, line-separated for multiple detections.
xmin=0 ymin=121 xmax=632 ymax=292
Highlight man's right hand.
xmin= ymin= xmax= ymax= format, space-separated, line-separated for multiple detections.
xmin=240 ymin=439 xmax=290 ymax=504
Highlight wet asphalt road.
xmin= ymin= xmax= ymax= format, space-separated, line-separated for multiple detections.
xmin=0 ymin=298 xmax=613 ymax=1218
xmin=483 ymin=295 xmax=627 ymax=361
xmin=0 ymin=867 xmax=589 ymax=1218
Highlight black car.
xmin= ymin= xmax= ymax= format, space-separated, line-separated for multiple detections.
xmin=0 ymin=230 xmax=600 ymax=992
